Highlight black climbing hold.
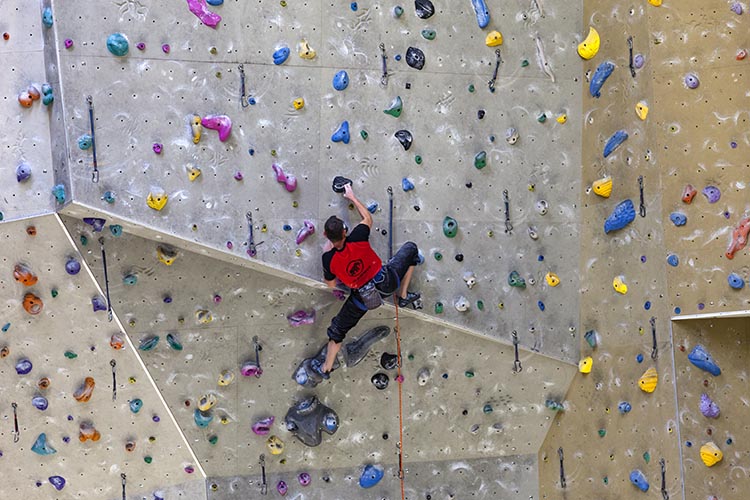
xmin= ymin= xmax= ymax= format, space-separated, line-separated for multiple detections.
xmin=462 ymin=409 xmax=468 ymax=416
xmin=406 ymin=47 xmax=425 ymax=70
xmin=371 ymin=373 xmax=389 ymax=390
xmin=414 ymin=0 xmax=434 ymax=19
xmin=405 ymin=82 xmax=411 ymax=89
xmin=466 ymin=182 xmax=472 ymax=188
xmin=395 ymin=130 xmax=413 ymax=150
xmin=332 ymin=175 xmax=353 ymax=193
xmin=477 ymin=110 xmax=485 ymax=120
xmin=455 ymin=254 xmax=464 ymax=262
xmin=380 ymin=352 xmax=398 ymax=370
xmin=382 ymin=433 xmax=389 ymax=440
xmin=381 ymin=229 xmax=387 ymax=236
xmin=414 ymin=205 xmax=420 ymax=211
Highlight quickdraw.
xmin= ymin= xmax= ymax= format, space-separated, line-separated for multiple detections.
xmin=512 ymin=330 xmax=522 ymax=373
xmin=99 ymin=237 xmax=113 ymax=322
xmin=86 ymin=96 xmax=99 ymax=183
xmin=239 ymin=64 xmax=249 ymax=108
xmin=639 ymin=175 xmax=646 ymax=217
xmin=503 ymin=189 xmax=513 ymax=234
xmin=380 ymin=43 xmax=389 ymax=87
xmin=111 ymin=359 xmax=117 ymax=401
xmin=628 ymin=36 xmax=636 ymax=78
xmin=488 ymin=49 xmax=502 ymax=92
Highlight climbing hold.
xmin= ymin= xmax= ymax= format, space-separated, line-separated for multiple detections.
xmin=331 ymin=175 xmax=352 ymax=193
xmin=122 ymin=274 xmax=137 ymax=286
xmin=298 ymin=472 xmax=311 ymax=486
xmin=106 ymin=33 xmax=129 ymax=57
xmin=393 ymin=5 xmax=404 ymax=16
xmin=272 ymin=164 xmax=297 ymax=192
xmin=638 ymin=367 xmax=658 ymax=393
xmin=470 ymin=0 xmax=490 ymax=27
xmin=726 ymin=217 xmax=750 ymax=259
xmin=682 ymin=184 xmax=697 ymax=203
xmin=417 ymin=367 xmax=431 ymax=386
xmin=198 ymin=394 xmax=217 ymax=412
xmin=110 ymin=224 xmax=122 ymax=237
xmin=603 ymin=130 xmax=628 ymax=158
xmin=613 ymin=276 xmax=628 ymax=294
xmin=331 ymin=121 xmax=350 ymax=144
xmin=77 ymin=134 xmax=92 ymax=150
xmin=186 ymin=0 xmax=222 ymax=29
xmin=13 ymin=264 xmax=38 ymax=287
xmin=700 ymin=442 xmax=723 ymax=467
xmin=737 ymin=49 xmax=747 ymax=60
xmin=421 ymin=28 xmax=436 ymax=40
xmin=129 ymin=398 xmax=143 ymax=413
xmin=293 ymin=98 xmax=304 ymax=110
xmin=463 ymin=272 xmax=477 ymax=289
xmin=629 ymin=469 xmax=649 ymax=492
xmin=394 ymin=129 xmax=413 ymax=150
xmin=157 ymin=245 xmax=178 ymax=266
xmin=702 ymin=186 xmax=721 ymax=204
xmin=273 ymin=47 xmax=290 ymax=65
xmin=284 ymin=395 xmax=338 ymax=446
xmin=147 ymin=190 xmax=168 ymax=211
xmin=537 ymin=113 xmax=547 ymax=123
xmin=684 ymin=73 xmax=700 ymax=89
xmin=667 ymin=254 xmax=679 ymax=267
xmin=648 ymin=0 xmax=662 ymax=5
xmin=91 ymin=296 xmax=107 ymax=312
xmin=78 ymin=421 xmax=100 ymax=442
xmin=604 ymin=199 xmax=636 ymax=234
xmin=635 ymin=101 xmax=649 ymax=120
xmin=48 ymin=476 xmax=66 ymax=491
xmin=592 ymin=177 xmax=612 ymax=198
xmin=64 ymin=350 xmax=78 ymax=359
xmin=32 ymin=396 xmax=48 ymax=411
xmin=474 ymin=151 xmax=487 ymax=169
xmin=380 ymin=352 xmax=398 ymax=370
xmin=383 ymin=96 xmax=403 ymax=117
xmin=152 ymin=143 xmax=162 ymax=154
xmin=332 ymin=70 xmax=349 ymax=91
xmin=485 ymin=30 xmax=503 ymax=47
xmin=73 ymin=377 xmax=95 ymax=402
xmin=577 ymin=27 xmax=600 ymax=60
xmin=52 ymin=184 xmax=66 ymax=204
xmin=414 ymin=0 xmax=434 ymax=19
xmin=545 ymin=272 xmax=560 ymax=287
xmin=688 ymin=345 xmax=721 ymax=376
xmin=508 ymin=271 xmax=526 ymax=288
xmin=590 ymin=61 xmax=615 ymax=98
xmin=371 ymin=373 xmax=389 ymax=390
xmin=288 ymin=310 xmax=315 ymax=327
xmin=406 ymin=47 xmax=425 ymax=70
xmin=16 ymin=163 xmax=31 ymax=183
xmin=545 ymin=400 xmax=564 ymax=411
xmin=698 ymin=393 xmax=721 ymax=419
xmin=196 ymin=309 xmax=213 ymax=324
xmin=190 ymin=115 xmax=202 ymax=144
xmin=194 ymin=409 xmax=213 ymax=428
xmin=201 ymin=115 xmax=232 ymax=142
xmin=18 ymin=90 xmax=33 ymax=107
xmin=252 ymin=416 xmax=275 ymax=435
xmin=298 ymin=39 xmax=316 ymax=59
xmin=218 ymin=370 xmax=235 ymax=386
xmin=83 ymin=217 xmax=106 ymax=232
xmin=618 ymin=401 xmax=632 ymax=413
xmin=23 ymin=292 xmax=43 ymax=315
xmin=578 ymin=356 xmax=593 ymax=374
xmin=295 ymin=221 xmax=315 ymax=244
xmin=728 ymin=273 xmax=745 ymax=290
xmin=138 ymin=336 xmax=160 ymax=351
xmin=670 ymin=212 xmax=687 ymax=226
xmin=443 ymin=216 xmax=458 ymax=237
xmin=731 ymin=1 xmax=743 ymax=14
xmin=506 ymin=127 xmax=519 ymax=145
xmin=401 ymin=178 xmax=415 ymax=192
xmin=32 ymin=433 xmax=57 ymax=455
xmin=42 ymin=7 xmax=53 ymax=27
xmin=556 ymin=114 xmax=567 ymax=124
xmin=276 ymin=481 xmax=288 ymax=496
xmin=584 ymin=330 xmax=598 ymax=348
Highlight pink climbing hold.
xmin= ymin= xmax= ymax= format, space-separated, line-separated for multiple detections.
xmin=272 ymin=164 xmax=297 ymax=192
xmin=186 ymin=0 xmax=222 ymax=28
xmin=287 ymin=309 xmax=315 ymax=327
xmin=295 ymin=221 xmax=315 ymax=244
xmin=726 ymin=217 xmax=750 ymax=259
xmin=201 ymin=115 xmax=232 ymax=142
xmin=251 ymin=416 xmax=275 ymax=435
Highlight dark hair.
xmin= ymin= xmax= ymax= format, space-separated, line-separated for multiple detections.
xmin=324 ymin=216 xmax=345 ymax=242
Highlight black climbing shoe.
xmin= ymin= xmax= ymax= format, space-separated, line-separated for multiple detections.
xmin=332 ymin=176 xmax=353 ymax=193
xmin=398 ymin=291 xmax=421 ymax=308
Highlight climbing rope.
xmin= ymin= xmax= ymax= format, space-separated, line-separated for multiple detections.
xmin=392 ymin=296 xmax=406 ymax=500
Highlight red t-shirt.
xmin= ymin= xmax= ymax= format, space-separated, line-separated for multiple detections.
xmin=322 ymin=224 xmax=382 ymax=289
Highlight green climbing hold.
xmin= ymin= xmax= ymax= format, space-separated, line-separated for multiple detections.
xmin=407 ymin=354 xmax=414 ymax=361
xmin=360 ymin=130 xmax=368 ymax=140
xmin=468 ymin=84 xmax=475 ymax=93
xmin=521 ymin=59 xmax=529 ymax=67
xmin=508 ymin=271 xmax=526 ymax=288
xmin=393 ymin=5 xmax=404 ymax=17
xmin=476 ymin=300 xmax=484 ymax=310
xmin=643 ymin=451 xmax=651 ymax=463
xmin=598 ymin=429 xmax=606 ymax=437
xmin=415 ymin=155 xmax=422 ymax=165
xmin=166 ymin=333 xmax=183 ymax=351
xmin=443 ymin=216 xmax=458 ymax=238
xmin=474 ymin=151 xmax=487 ymax=169
xmin=464 ymin=370 xmax=475 ymax=378
xmin=421 ymin=29 xmax=436 ymax=40
xmin=383 ymin=96 xmax=403 ymax=118
xmin=209 ymin=435 xmax=218 ymax=445
xmin=64 ymin=351 xmax=77 ymax=359
xmin=603 ymin=477 xmax=608 ymax=485
xmin=537 ymin=113 xmax=547 ymax=123
xmin=0 ymin=212 xmax=3 ymax=221
xmin=80 ymin=235 xmax=88 ymax=246
xmin=483 ymin=404 xmax=493 ymax=414
xmin=51 ymin=289 xmax=58 ymax=298
xmin=144 ymin=456 xmax=153 ymax=464
xmin=434 ymin=252 xmax=442 ymax=261
xmin=435 ymin=302 xmax=444 ymax=314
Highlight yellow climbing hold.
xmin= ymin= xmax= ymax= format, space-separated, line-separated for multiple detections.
xmin=592 ymin=177 xmax=612 ymax=198
xmin=700 ymin=442 xmax=723 ymax=467
xmin=613 ymin=276 xmax=628 ymax=294
xmin=298 ymin=40 xmax=316 ymax=59
xmin=187 ymin=166 xmax=202 ymax=182
xmin=577 ymin=27 xmax=600 ymax=60
xmin=147 ymin=191 xmax=168 ymax=211
xmin=293 ymin=98 xmax=305 ymax=110
xmin=556 ymin=114 xmax=567 ymax=124
xmin=638 ymin=367 xmax=658 ymax=393
xmin=198 ymin=393 xmax=217 ymax=412
xmin=636 ymin=101 xmax=649 ymax=120
xmin=218 ymin=370 xmax=235 ymax=387
xmin=157 ymin=245 xmax=178 ymax=266
xmin=578 ymin=356 xmax=593 ymax=374
xmin=485 ymin=31 xmax=503 ymax=47
xmin=191 ymin=115 xmax=202 ymax=144
xmin=545 ymin=272 xmax=560 ymax=287
xmin=648 ymin=0 xmax=662 ymax=6
xmin=267 ymin=435 xmax=285 ymax=455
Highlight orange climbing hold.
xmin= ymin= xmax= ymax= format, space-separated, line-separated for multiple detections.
xmin=79 ymin=422 xmax=101 ymax=442
xmin=13 ymin=264 xmax=38 ymax=286
xmin=73 ymin=377 xmax=96 ymax=402
xmin=110 ymin=333 xmax=125 ymax=350
xmin=23 ymin=293 xmax=43 ymax=315
xmin=737 ymin=49 xmax=747 ymax=60
xmin=726 ymin=217 xmax=750 ymax=260
xmin=681 ymin=184 xmax=697 ymax=204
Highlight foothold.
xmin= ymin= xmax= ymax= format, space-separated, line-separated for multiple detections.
xmin=393 ymin=5 xmax=404 ymax=16
xmin=32 ymin=433 xmax=57 ymax=455
xmin=618 ymin=401 xmax=632 ymax=414
xmin=186 ymin=0 xmax=222 ymax=29
xmin=737 ymin=49 xmax=747 ymax=60
xmin=545 ymin=272 xmax=560 ymax=287
xmin=726 ymin=217 xmax=750 ymax=259
xmin=405 ymin=46 xmax=425 ymax=70
xmin=684 ymin=73 xmax=700 ymax=89
xmin=198 ymin=394 xmax=217 ymax=412
xmin=371 ymin=373 xmax=389 ymax=390
xmin=138 ymin=336 xmax=160 ymax=351
xmin=106 ymin=33 xmax=129 ymax=57
xmin=590 ymin=61 xmax=615 ymax=98
xmin=91 ymin=296 xmax=107 ymax=312
xmin=380 ymin=352 xmax=398 ymax=370
xmin=700 ymin=442 xmax=723 ymax=467
xmin=635 ymin=101 xmax=649 ymax=120
xmin=52 ymin=184 xmax=66 ymax=204
xmin=252 ymin=416 xmax=275 ymax=435
xmin=584 ymin=330 xmax=598 ymax=348
xmin=298 ymin=39 xmax=316 ymax=59
xmin=603 ymin=130 xmax=628 ymax=157
xmin=276 ymin=480 xmax=288 ymax=496
xmin=638 ymin=367 xmax=658 ymax=393
xmin=416 ymin=367 xmax=431 ymax=386
xmin=670 ymin=212 xmax=687 ymax=226
xmin=508 ymin=270 xmax=526 ymax=288
xmin=288 ymin=309 xmax=315 ymax=327
xmin=331 ymin=121 xmax=350 ymax=144
xmin=463 ymin=272 xmax=477 ymax=289
xmin=667 ymin=254 xmax=679 ymax=267
xmin=443 ymin=216 xmax=458 ymax=237
xmin=505 ymin=127 xmax=519 ymax=145
xmin=414 ymin=0 xmax=434 ymax=19
xmin=42 ymin=7 xmax=54 ymax=27
xmin=395 ymin=129 xmax=413 ymax=150
xmin=110 ymin=224 xmax=123 ymax=237
xmin=471 ymin=0 xmax=490 ymax=28
xmin=332 ymin=70 xmax=349 ymax=91
xmin=546 ymin=399 xmax=564 ymax=411
xmin=162 ymin=44 xmax=170 ymax=54
xmin=73 ymin=377 xmax=95 ymax=402
xmin=421 ymin=28 xmax=436 ymax=40
xmin=152 ymin=143 xmax=162 ymax=154
xmin=13 ymin=264 xmax=38 ymax=287
xmin=16 ymin=163 xmax=31 ymax=182
xmin=218 ymin=370 xmax=235 ymax=386
xmin=454 ymin=296 xmax=470 ymax=312
xmin=293 ymin=98 xmax=304 ymax=110
xmin=157 ymin=245 xmax=178 ymax=266
xmin=592 ymin=177 xmax=612 ymax=198
xmin=129 ymin=398 xmax=143 ymax=413
xmin=190 ymin=115 xmax=202 ymax=144
xmin=383 ymin=96 xmax=403 ymax=117
xmin=196 ymin=309 xmax=213 ymax=324
xmin=613 ymin=276 xmax=628 ymax=294
xmin=535 ymin=200 xmax=549 ymax=215
xmin=194 ymin=409 xmax=213 ymax=428
xmin=23 ymin=293 xmax=44 ymax=315
xmin=295 ymin=221 xmax=315 ymax=244
xmin=83 ymin=217 xmax=106 ymax=232
xmin=556 ymin=114 xmax=567 ymax=124
xmin=48 ymin=476 xmax=66 ymax=491
xmin=682 ymin=184 xmax=697 ymax=203
xmin=147 ymin=190 xmax=168 ymax=211
xmin=272 ymin=164 xmax=297 ymax=192
xmin=284 ymin=396 xmax=338 ymax=447
xmin=629 ymin=469 xmax=649 ymax=492
xmin=474 ymin=151 xmax=487 ymax=169
xmin=18 ymin=91 xmax=33 ymax=108
xmin=166 ymin=333 xmax=183 ymax=350
xmin=32 ymin=396 xmax=48 ymax=411
xmin=604 ymin=199 xmax=636 ymax=234
xmin=298 ymin=472 xmax=311 ymax=487
xmin=402 ymin=178 xmax=415 ymax=191
xmin=728 ymin=272 xmax=745 ymax=290
xmin=110 ymin=333 xmax=124 ymax=350
xmin=578 ymin=356 xmax=593 ymax=374
xmin=702 ymin=185 xmax=721 ymax=204
xmin=78 ymin=421 xmax=100 ymax=442
xmin=688 ymin=345 xmax=721 ymax=376
xmin=634 ymin=53 xmax=645 ymax=68
xmin=273 ymin=47 xmax=290 ymax=65
xmin=359 ymin=464 xmax=384 ymax=488
xmin=201 ymin=115 xmax=232 ymax=142
xmin=577 ymin=27 xmax=600 ymax=59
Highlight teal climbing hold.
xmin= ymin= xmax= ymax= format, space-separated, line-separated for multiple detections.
xmin=508 ymin=271 xmax=526 ymax=288
xmin=545 ymin=399 xmax=564 ymax=411
xmin=52 ymin=184 xmax=66 ymax=204
xmin=138 ymin=336 xmax=160 ymax=351
xmin=584 ymin=330 xmax=598 ymax=348
xmin=129 ymin=398 xmax=143 ymax=414
xmin=194 ymin=409 xmax=213 ymax=428
xmin=32 ymin=433 xmax=57 ymax=455
xmin=109 ymin=225 xmax=122 ymax=237
xmin=123 ymin=274 xmax=138 ymax=285
xmin=166 ymin=333 xmax=183 ymax=351
xmin=421 ymin=29 xmax=436 ymax=40
xmin=106 ymin=33 xmax=129 ymax=57
xmin=42 ymin=7 xmax=53 ymax=28
xmin=474 ymin=151 xmax=487 ymax=169
xmin=383 ymin=96 xmax=403 ymax=117
xmin=443 ymin=216 xmax=458 ymax=238
xmin=78 ymin=135 xmax=92 ymax=150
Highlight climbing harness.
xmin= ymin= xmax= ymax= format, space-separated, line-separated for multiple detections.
xmin=511 ymin=330 xmax=522 ymax=373
xmin=110 ymin=359 xmax=117 ymax=401
xmin=86 ymin=96 xmax=99 ymax=183
xmin=503 ymin=190 xmax=513 ymax=234
xmin=11 ymin=402 xmax=19 ymax=443
xmin=246 ymin=211 xmax=264 ymax=258
xmin=650 ymin=317 xmax=658 ymax=360
xmin=627 ymin=36 xmax=636 ymax=78
xmin=121 ymin=473 xmax=127 ymax=500
xmin=392 ymin=295 xmax=406 ymax=500
xmin=488 ymin=49 xmax=502 ymax=92
xmin=379 ymin=43 xmax=389 ymax=87
xmin=259 ymin=454 xmax=268 ymax=495
xmin=558 ymin=447 xmax=566 ymax=488
xmin=99 ymin=237 xmax=113 ymax=322
xmin=660 ymin=458 xmax=669 ymax=500
xmin=638 ymin=175 xmax=646 ymax=217
xmin=387 ymin=186 xmax=394 ymax=260
xmin=238 ymin=64 xmax=249 ymax=108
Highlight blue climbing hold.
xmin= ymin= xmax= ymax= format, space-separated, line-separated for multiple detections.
xmin=728 ymin=273 xmax=745 ymax=290
xmin=636 ymin=353 xmax=644 ymax=363
xmin=603 ymin=130 xmax=628 ymax=158
xmin=604 ymin=199 xmax=636 ymax=234
xmin=48 ymin=476 xmax=66 ymax=491
xmin=130 ymin=398 xmax=143 ymax=414
xmin=629 ymin=469 xmax=649 ymax=492
xmin=670 ymin=212 xmax=687 ymax=226
xmin=332 ymin=70 xmax=349 ymax=91
xmin=273 ymin=47 xmax=290 ymax=65
xmin=350 ymin=2 xmax=358 ymax=10
xmin=32 ymin=433 xmax=57 ymax=455
xmin=331 ymin=121 xmax=350 ymax=144
xmin=78 ymin=135 xmax=92 ymax=150
xmin=470 ymin=0 xmax=490 ymax=28
xmin=618 ymin=401 xmax=632 ymax=414
xmin=359 ymin=464 xmax=384 ymax=488
xmin=206 ymin=0 xmax=223 ymax=4
xmin=16 ymin=163 xmax=31 ymax=182
xmin=402 ymin=178 xmax=415 ymax=192
xmin=667 ymin=254 xmax=679 ymax=267
xmin=367 ymin=202 xmax=379 ymax=213
xmin=106 ymin=33 xmax=129 ymax=57
xmin=590 ymin=61 xmax=615 ymax=98
xmin=52 ymin=184 xmax=66 ymax=204
xmin=110 ymin=225 xmax=123 ymax=237
xmin=688 ymin=345 xmax=721 ymax=376
xmin=32 ymin=396 xmax=49 ymax=411
xmin=538 ymin=301 xmax=545 ymax=311
xmin=194 ymin=409 xmax=213 ymax=428
xmin=42 ymin=7 xmax=53 ymax=28
xmin=16 ymin=358 xmax=32 ymax=375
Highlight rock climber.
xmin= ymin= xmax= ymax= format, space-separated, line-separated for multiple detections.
xmin=320 ymin=181 xmax=421 ymax=374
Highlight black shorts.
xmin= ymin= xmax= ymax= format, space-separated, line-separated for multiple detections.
xmin=373 ymin=241 xmax=418 ymax=295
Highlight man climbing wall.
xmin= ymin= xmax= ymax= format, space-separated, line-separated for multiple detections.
xmin=320 ymin=179 xmax=421 ymax=374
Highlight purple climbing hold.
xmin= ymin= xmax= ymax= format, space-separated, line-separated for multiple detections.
xmin=276 ymin=480 xmax=288 ymax=496
xmin=16 ymin=163 xmax=31 ymax=182
xmin=251 ymin=416 xmax=275 ymax=435
xmin=702 ymin=186 xmax=721 ymax=204
xmin=633 ymin=54 xmax=644 ymax=69
xmin=83 ymin=217 xmax=106 ymax=232
xmin=295 ymin=221 xmax=315 ymax=244
xmin=298 ymin=472 xmax=311 ymax=486
xmin=731 ymin=2 xmax=743 ymax=15
xmin=91 ymin=296 xmax=107 ymax=312
xmin=16 ymin=358 xmax=32 ymax=375
xmin=32 ymin=395 xmax=48 ymax=410
xmin=700 ymin=393 xmax=720 ymax=418
xmin=287 ymin=309 xmax=315 ymax=327
xmin=684 ymin=73 xmax=700 ymax=89
xmin=64 ymin=38 xmax=73 ymax=49
xmin=65 ymin=258 xmax=81 ymax=275
xmin=48 ymin=476 xmax=66 ymax=491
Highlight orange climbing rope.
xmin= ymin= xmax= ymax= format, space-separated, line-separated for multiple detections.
xmin=393 ymin=296 xmax=406 ymax=500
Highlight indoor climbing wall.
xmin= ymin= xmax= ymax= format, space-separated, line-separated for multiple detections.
xmin=0 ymin=214 xmax=205 ymax=499
xmin=62 ymin=213 xmax=576 ymax=498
